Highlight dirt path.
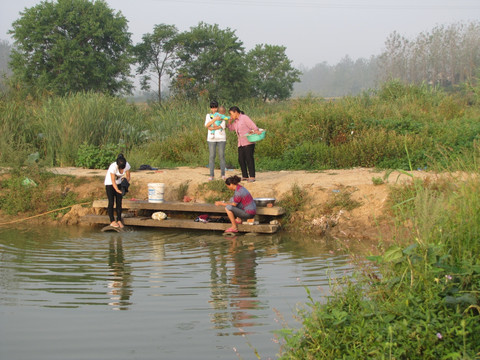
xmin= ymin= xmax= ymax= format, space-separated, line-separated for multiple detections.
xmin=53 ymin=166 xmax=432 ymax=241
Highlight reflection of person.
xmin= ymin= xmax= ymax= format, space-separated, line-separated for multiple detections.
xmin=229 ymin=238 xmax=258 ymax=332
xmin=227 ymin=106 xmax=261 ymax=182
xmin=104 ymin=154 xmax=131 ymax=228
xmin=215 ymin=175 xmax=256 ymax=233
xmin=205 ymin=100 xmax=227 ymax=181
xmin=108 ymin=237 xmax=132 ymax=310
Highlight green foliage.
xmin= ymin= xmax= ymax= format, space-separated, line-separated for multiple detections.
xmin=197 ymin=179 xmax=230 ymax=203
xmin=9 ymin=0 xmax=133 ymax=96
xmin=277 ymin=184 xmax=309 ymax=223
xmin=173 ymin=22 xmax=250 ymax=102
xmin=0 ymin=165 xmax=80 ymax=215
xmin=280 ymin=268 xmax=480 ymax=359
xmin=134 ymin=23 xmax=179 ymax=103
xmin=279 ymin=167 xmax=480 ymax=359
xmin=37 ymin=92 xmax=146 ymax=166
xmin=75 ymin=143 xmax=122 ymax=169
xmin=321 ymin=188 xmax=362 ymax=214
xmin=173 ymin=181 xmax=190 ymax=201
xmin=246 ymin=44 xmax=301 ymax=102
xmin=2 ymin=82 xmax=480 ymax=171
xmin=372 ymin=176 xmax=384 ymax=185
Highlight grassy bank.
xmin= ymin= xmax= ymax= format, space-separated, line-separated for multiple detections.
xmin=278 ymin=157 xmax=480 ymax=358
xmin=1 ymin=81 xmax=480 ymax=172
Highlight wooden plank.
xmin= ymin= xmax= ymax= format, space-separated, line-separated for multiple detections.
xmin=92 ymin=199 xmax=285 ymax=216
xmin=81 ymin=214 xmax=280 ymax=234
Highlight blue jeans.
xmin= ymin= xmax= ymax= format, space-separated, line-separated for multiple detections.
xmin=208 ymin=141 xmax=226 ymax=177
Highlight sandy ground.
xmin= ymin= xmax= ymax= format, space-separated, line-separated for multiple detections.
xmin=51 ymin=166 xmax=433 ymax=241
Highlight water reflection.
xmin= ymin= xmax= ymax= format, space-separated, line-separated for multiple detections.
xmin=107 ymin=237 xmax=132 ymax=310
xmin=209 ymin=236 xmax=263 ymax=335
xmin=229 ymin=237 xmax=259 ymax=334
xmin=0 ymin=227 xmax=356 ymax=360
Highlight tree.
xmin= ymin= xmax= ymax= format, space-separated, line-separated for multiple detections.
xmin=134 ymin=24 xmax=178 ymax=103
xmin=246 ymin=44 xmax=301 ymax=102
xmin=9 ymin=0 xmax=133 ymax=96
xmin=172 ymin=22 xmax=250 ymax=102
xmin=0 ymin=40 xmax=12 ymax=92
xmin=378 ymin=21 xmax=480 ymax=88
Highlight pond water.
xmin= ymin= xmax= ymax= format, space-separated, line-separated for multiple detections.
xmin=0 ymin=226 xmax=356 ymax=360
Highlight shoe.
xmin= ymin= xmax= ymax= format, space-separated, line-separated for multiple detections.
xmin=208 ymin=177 xmax=214 ymax=181
xmin=224 ymin=227 xmax=238 ymax=233
xmin=248 ymin=178 xmax=255 ymax=182
xmin=241 ymin=177 xmax=248 ymax=181
xmin=221 ymin=175 xmax=226 ymax=180
xmin=110 ymin=222 xmax=119 ymax=228
xmin=235 ymin=218 xmax=242 ymax=224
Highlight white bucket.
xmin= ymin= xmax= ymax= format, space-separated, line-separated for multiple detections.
xmin=148 ymin=183 xmax=165 ymax=203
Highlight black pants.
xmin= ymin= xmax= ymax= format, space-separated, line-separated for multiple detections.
xmin=106 ymin=185 xmax=123 ymax=222
xmin=238 ymin=143 xmax=255 ymax=179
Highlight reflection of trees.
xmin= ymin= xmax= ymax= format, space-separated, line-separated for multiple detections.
xmin=107 ymin=237 xmax=132 ymax=310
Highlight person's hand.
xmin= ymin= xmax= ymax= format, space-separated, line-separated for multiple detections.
xmin=115 ymin=188 xmax=122 ymax=194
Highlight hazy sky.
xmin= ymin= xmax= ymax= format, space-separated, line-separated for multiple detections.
xmin=1 ymin=0 xmax=479 ymax=68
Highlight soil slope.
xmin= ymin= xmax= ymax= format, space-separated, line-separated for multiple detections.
xmin=52 ymin=166 xmax=432 ymax=241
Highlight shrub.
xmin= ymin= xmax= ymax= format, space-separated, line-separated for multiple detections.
xmin=75 ymin=143 xmax=123 ymax=169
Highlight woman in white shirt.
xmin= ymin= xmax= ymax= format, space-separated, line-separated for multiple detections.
xmin=104 ymin=154 xmax=131 ymax=228
xmin=204 ymin=100 xmax=227 ymax=181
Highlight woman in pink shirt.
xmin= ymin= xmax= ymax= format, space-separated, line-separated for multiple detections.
xmin=227 ymin=106 xmax=261 ymax=182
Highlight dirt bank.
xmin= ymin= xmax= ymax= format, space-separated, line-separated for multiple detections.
xmin=50 ymin=166 xmax=432 ymax=241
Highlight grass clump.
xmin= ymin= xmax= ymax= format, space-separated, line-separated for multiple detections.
xmin=0 ymin=165 xmax=82 ymax=216
xmin=173 ymin=180 xmax=190 ymax=201
xmin=277 ymin=184 xmax=310 ymax=226
xmin=320 ymin=187 xmax=362 ymax=215
xmin=197 ymin=179 xmax=230 ymax=203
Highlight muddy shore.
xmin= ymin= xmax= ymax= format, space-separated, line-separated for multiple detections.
xmin=49 ymin=166 xmax=433 ymax=242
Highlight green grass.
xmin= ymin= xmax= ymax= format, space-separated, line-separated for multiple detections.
xmin=2 ymin=81 xmax=480 ymax=171
xmin=278 ymin=159 xmax=480 ymax=359
xmin=0 ymin=165 xmax=83 ymax=215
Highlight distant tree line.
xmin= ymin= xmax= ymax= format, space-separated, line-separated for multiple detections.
xmin=295 ymin=21 xmax=480 ymax=97
xmin=378 ymin=22 xmax=480 ymax=87
xmin=2 ymin=0 xmax=479 ymax=100
xmin=293 ymin=56 xmax=378 ymax=97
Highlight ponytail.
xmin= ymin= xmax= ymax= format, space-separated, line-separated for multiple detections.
xmin=228 ymin=106 xmax=244 ymax=115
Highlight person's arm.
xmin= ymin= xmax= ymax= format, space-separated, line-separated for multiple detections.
xmin=125 ymin=170 xmax=131 ymax=182
xmin=205 ymin=114 xmax=215 ymax=130
xmin=215 ymin=200 xmax=238 ymax=207
xmin=244 ymin=115 xmax=260 ymax=134
xmin=110 ymin=172 xmax=122 ymax=194
xmin=226 ymin=118 xmax=236 ymax=131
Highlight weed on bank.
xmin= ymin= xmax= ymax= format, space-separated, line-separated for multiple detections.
xmin=278 ymin=159 xmax=480 ymax=359
xmin=2 ymin=81 xmax=480 ymax=172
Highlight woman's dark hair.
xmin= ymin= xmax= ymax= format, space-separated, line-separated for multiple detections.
xmin=116 ymin=154 xmax=127 ymax=170
xmin=228 ymin=106 xmax=244 ymax=114
xmin=210 ymin=100 xmax=218 ymax=108
xmin=225 ymin=175 xmax=241 ymax=186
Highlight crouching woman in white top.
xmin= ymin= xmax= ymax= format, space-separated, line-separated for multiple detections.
xmin=104 ymin=154 xmax=131 ymax=228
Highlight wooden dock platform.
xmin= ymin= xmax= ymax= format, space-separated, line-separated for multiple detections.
xmin=81 ymin=199 xmax=284 ymax=234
